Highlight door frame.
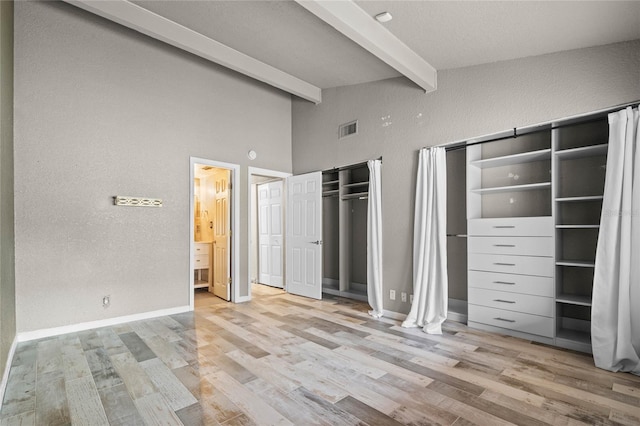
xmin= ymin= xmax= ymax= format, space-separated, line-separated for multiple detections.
xmin=248 ymin=167 xmax=291 ymax=301
xmin=189 ymin=157 xmax=240 ymax=309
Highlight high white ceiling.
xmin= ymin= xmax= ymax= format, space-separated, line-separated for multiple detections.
xmin=130 ymin=1 xmax=640 ymax=90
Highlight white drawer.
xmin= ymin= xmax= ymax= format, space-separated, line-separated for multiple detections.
xmin=468 ymin=253 xmax=554 ymax=277
xmin=194 ymin=254 xmax=209 ymax=269
xmin=194 ymin=243 xmax=210 ymax=255
xmin=468 ymin=304 xmax=554 ymax=338
xmin=468 ymin=270 xmax=554 ymax=297
xmin=468 ymin=288 xmax=553 ymax=317
xmin=469 ymin=217 xmax=553 ymax=237
xmin=468 ymin=236 xmax=553 ymax=256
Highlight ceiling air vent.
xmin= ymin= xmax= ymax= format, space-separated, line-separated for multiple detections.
xmin=339 ymin=120 xmax=358 ymax=139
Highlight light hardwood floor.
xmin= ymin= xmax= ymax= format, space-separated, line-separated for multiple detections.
xmin=1 ymin=284 xmax=639 ymax=425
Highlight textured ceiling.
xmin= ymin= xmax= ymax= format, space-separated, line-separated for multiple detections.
xmin=132 ymin=0 xmax=640 ymax=89
xmin=132 ymin=0 xmax=401 ymax=88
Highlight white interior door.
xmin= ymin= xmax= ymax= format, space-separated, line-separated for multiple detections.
xmin=258 ymin=181 xmax=284 ymax=288
xmin=213 ymin=168 xmax=231 ymax=301
xmin=286 ymin=172 xmax=322 ymax=299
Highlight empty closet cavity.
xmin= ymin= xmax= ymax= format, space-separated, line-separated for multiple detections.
xmin=446 ymin=149 xmax=468 ymax=321
xmin=321 ymin=163 xmax=370 ymax=301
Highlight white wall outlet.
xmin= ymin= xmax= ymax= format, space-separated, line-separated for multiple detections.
xmin=410 ymin=294 xmax=414 ymax=303
xmin=102 ymin=295 xmax=111 ymax=308
xmin=401 ymin=292 xmax=407 ymax=302
xmin=389 ymin=290 xmax=396 ymax=300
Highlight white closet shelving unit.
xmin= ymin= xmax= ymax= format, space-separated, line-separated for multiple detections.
xmin=465 ymin=112 xmax=610 ymax=353
xmin=466 ymin=128 xmax=556 ymax=346
xmin=553 ymin=117 xmax=608 ymax=353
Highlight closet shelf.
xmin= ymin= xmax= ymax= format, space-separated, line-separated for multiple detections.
xmin=342 ymin=181 xmax=369 ymax=189
xmin=556 ymin=328 xmax=591 ymax=345
xmin=470 ymin=148 xmax=551 ymax=169
xmin=342 ymin=191 xmax=368 ymax=200
xmin=555 ymin=195 xmax=604 ymax=202
xmin=555 ymin=144 xmax=608 ymax=159
xmin=556 ymin=260 xmax=595 ymax=268
xmin=556 ymin=294 xmax=592 ymax=306
xmin=322 ymin=189 xmax=339 ymax=195
xmin=323 ymin=180 xmax=339 ymax=185
xmin=471 ymin=181 xmax=551 ymax=194
xmin=556 ymin=224 xmax=600 ymax=229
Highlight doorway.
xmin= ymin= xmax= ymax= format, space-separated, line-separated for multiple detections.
xmin=190 ymin=158 xmax=240 ymax=310
xmin=248 ymin=167 xmax=290 ymax=298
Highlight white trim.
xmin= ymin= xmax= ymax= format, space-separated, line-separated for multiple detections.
xmin=381 ymin=310 xmax=407 ymax=321
xmin=381 ymin=309 xmax=467 ymax=324
xmin=0 ymin=336 xmax=18 ymax=406
xmin=295 ymin=0 xmax=436 ymax=93
xmin=190 ymin=158 xmax=240 ymax=308
xmin=64 ymin=0 xmax=322 ymax=103
xmin=16 ymin=305 xmax=190 ymax=343
xmin=248 ymin=167 xmax=291 ymax=302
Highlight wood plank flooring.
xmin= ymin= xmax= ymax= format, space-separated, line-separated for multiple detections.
xmin=2 ymin=284 xmax=639 ymax=425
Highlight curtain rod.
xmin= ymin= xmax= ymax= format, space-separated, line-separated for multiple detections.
xmin=424 ymin=100 xmax=640 ymax=153
xmin=324 ymin=156 xmax=382 ymax=172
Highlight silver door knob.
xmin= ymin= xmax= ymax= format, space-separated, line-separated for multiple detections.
xmin=309 ymin=240 xmax=323 ymax=245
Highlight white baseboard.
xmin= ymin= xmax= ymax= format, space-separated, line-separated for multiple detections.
xmin=381 ymin=309 xmax=467 ymax=324
xmin=382 ymin=310 xmax=408 ymax=321
xmin=0 ymin=336 xmax=18 ymax=408
xmin=17 ymin=305 xmax=191 ymax=343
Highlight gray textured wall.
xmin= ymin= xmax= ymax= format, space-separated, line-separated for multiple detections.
xmin=292 ymin=40 xmax=640 ymax=314
xmin=14 ymin=1 xmax=292 ymax=333
xmin=0 ymin=0 xmax=15 ymax=372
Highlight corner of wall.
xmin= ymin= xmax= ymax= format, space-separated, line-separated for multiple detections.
xmin=0 ymin=0 xmax=16 ymax=407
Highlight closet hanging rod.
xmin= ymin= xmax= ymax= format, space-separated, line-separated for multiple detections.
xmin=325 ymin=156 xmax=382 ymax=172
xmin=424 ymin=100 xmax=640 ymax=153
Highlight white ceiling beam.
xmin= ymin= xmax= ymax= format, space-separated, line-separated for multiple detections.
xmin=64 ymin=0 xmax=322 ymax=104
xmin=295 ymin=0 xmax=437 ymax=93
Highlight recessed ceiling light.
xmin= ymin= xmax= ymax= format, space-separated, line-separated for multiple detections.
xmin=375 ymin=12 xmax=392 ymax=23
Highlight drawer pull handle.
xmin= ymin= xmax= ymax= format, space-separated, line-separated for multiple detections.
xmin=493 ymin=281 xmax=516 ymax=285
xmin=494 ymin=262 xmax=516 ymax=266
xmin=493 ymin=299 xmax=516 ymax=304
xmin=493 ymin=244 xmax=515 ymax=247
xmin=494 ymin=317 xmax=516 ymax=323
xmin=493 ymin=226 xmax=515 ymax=229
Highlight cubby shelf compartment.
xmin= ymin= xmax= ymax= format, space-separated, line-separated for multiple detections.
xmin=556 ymin=328 xmax=591 ymax=345
xmin=555 ymin=195 xmax=604 ymax=202
xmin=470 ymin=148 xmax=552 ymax=168
xmin=555 ymin=144 xmax=608 ymax=159
xmin=556 ymin=260 xmax=595 ymax=268
xmin=556 ymin=225 xmax=599 ymax=229
xmin=471 ymin=182 xmax=551 ymax=194
xmin=556 ymin=294 xmax=592 ymax=306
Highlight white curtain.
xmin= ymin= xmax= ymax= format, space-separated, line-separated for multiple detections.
xmin=402 ymin=147 xmax=448 ymax=334
xmin=592 ymin=106 xmax=640 ymax=375
xmin=367 ymin=159 xmax=384 ymax=318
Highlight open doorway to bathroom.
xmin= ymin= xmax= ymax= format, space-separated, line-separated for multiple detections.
xmin=190 ymin=158 xmax=240 ymax=309
xmin=248 ymin=167 xmax=291 ymax=299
